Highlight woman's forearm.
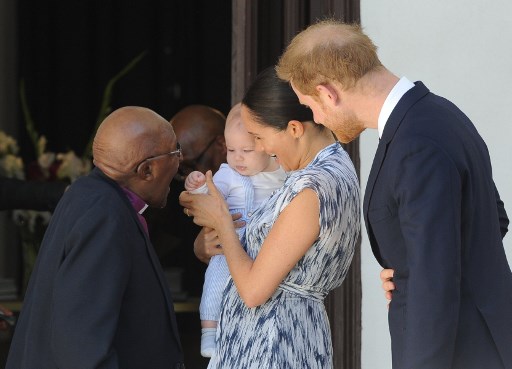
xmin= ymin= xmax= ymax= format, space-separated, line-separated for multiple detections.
xmin=216 ymin=217 xmax=263 ymax=307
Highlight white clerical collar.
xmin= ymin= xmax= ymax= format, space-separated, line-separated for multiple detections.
xmin=378 ymin=77 xmax=415 ymax=138
xmin=139 ymin=203 xmax=149 ymax=215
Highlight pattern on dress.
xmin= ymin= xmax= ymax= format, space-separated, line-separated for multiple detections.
xmin=207 ymin=142 xmax=361 ymax=369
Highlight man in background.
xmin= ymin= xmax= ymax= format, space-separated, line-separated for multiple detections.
xmin=146 ymin=104 xmax=226 ymax=297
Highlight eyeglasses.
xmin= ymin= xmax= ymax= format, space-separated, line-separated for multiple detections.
xmin=133 ymin=142 xmax=182 ymax=173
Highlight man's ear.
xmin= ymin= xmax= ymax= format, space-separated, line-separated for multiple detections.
xmin=136 ymin=161 xmax=154 ymax=180
xmin=215 ymin=135 xmax=226 ymax=146
xmin=216 ymin=135 xmax=227 ymax=155
xmin=316 ymin=83 xmax=340 ymax=107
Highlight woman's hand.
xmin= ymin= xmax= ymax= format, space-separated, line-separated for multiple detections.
xmin=194 ymin=214 xmax=246 ymax=264
xmin=180 ymin=170 xmax=231 ymax=230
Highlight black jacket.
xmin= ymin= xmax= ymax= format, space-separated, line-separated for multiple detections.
xmin=6 ymin=168 xmax=184 ymax=368
xmin=364 ymin=82 xmax=511 ymax=369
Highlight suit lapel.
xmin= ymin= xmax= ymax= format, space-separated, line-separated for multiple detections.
xmin=143 ymin=234 xmax=183 ymax=350
xmin=92 ymin=169 xmax=183 ymax=350
xmin=363 ymin=82 xmax=430 ymax=255
xmin=364 ymin=139 xmax=387 ymax=223
xmin=130 ymin=203 xmax=182 ymax=349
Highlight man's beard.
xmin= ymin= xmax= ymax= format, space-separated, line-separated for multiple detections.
xmin=323 ymin=108 xmax=364 ymax=144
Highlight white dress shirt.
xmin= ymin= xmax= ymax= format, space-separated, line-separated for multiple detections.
xmin=378 ymin=77 xmax=415 ymax=138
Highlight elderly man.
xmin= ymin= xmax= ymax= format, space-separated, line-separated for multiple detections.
xmin=146 ymin=104 xmax=227 ymax=295
xmin=6 ymin=106 xmax=185 ymax=369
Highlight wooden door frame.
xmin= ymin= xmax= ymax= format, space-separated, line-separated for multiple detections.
xmin=231 ymin=1 xmax=361 ymax=368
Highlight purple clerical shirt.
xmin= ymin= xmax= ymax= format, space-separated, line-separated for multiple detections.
xmin=121 ymin=187 xmax=149 ymax=235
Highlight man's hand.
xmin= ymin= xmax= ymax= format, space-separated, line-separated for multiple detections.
xmin=194 ymin=227 xmax=223 ymax=264
xmin=380 ymin=268 xmax=395 ymax=307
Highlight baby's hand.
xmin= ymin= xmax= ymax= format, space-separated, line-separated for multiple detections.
xmin=185 ymin=171 xmax=207 ymax=191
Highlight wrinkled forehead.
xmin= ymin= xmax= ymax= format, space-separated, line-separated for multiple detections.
xmin=159 ymin=130 xmax=176 ymax=151
xmin=135 ymin=123 xmax=177 ymax=160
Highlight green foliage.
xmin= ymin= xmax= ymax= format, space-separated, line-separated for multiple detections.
xmin=19 ymin=79 xmax=40 ymax=156
xmin=83 ymin=50 xmax=147 ymax=159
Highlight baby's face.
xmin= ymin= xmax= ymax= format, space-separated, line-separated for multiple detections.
xmin=225 ymin=128 xmax=273 ymax=176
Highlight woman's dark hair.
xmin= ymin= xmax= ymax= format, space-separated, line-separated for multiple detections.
xmin=241 ymin=66 xmax=316 ymax=131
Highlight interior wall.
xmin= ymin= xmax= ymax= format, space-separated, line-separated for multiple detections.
xmin=359 ymin=1 xmax=512 ymax=368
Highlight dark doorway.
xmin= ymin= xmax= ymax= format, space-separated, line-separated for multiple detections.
xmin=17 ymin=1 xmax=232 ymax=157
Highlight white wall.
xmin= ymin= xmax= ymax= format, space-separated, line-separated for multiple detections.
xmin=359 ymin=1 xmax=512 ymax=368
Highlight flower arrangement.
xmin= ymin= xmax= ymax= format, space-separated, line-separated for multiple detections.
xmin=0 ymin=131 xmax=24 ymax=179
xmin=0 ymin=51 xmax=146 ymax=295
xmin=1 ymin=130 xmax=92 ymax=224
xmin=0 ymin=129 xmax=92 ymax=294
xmin=4 ymin=50 xmax=146 ymax=227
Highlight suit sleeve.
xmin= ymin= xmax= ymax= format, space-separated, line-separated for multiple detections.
xmin=50 ymin=205 xmax=134 ymax=368
xmin=394 ymin=140 xmax=461 ymax=368
xmin=494 ymin=183 xmax=509 ymax=239
xmin=0 ymin=176 xmax=67 ymax=211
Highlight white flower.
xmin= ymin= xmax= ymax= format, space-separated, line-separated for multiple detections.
xmin=0 ymin=154 xmax=25 ymax=179
xmin=1 ymin=130 xmax=91 ymax=232
xmin=0 ymin=131 xmax=20 ymax=156
xmin=38 ymin=152 xmax=56 ymax=171
xmin=56 ymin=150 xmax=91 ymax=182
xmin=36 ymin=136 xmax=48 ymax=157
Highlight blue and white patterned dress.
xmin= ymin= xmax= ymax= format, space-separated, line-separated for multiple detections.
xmin=207 ymin=142 xmax=361 ymax=369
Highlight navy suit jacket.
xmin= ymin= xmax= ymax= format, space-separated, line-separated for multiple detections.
xmin=6 ymin=168 xmax=184 ymax=369
xmin=363 ymin=82 xmax=512 ymax=369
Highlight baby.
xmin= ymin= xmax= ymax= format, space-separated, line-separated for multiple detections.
xmin=185 ymin=103 xmax=286 ymax=357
